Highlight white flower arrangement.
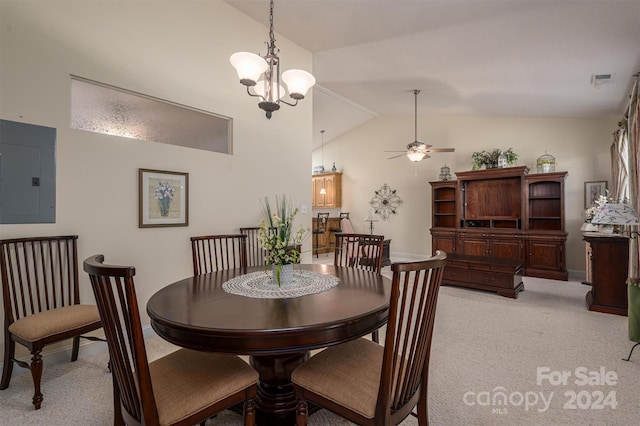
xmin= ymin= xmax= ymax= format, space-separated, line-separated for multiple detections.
xmin=258 ymin=195 xmax=309 ymax=281
xmin=585 ymin=191 xmax=612 ymax=223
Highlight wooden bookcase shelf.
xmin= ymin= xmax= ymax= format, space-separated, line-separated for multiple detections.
xmin=430 ymin=167 xmax=568 ymax=289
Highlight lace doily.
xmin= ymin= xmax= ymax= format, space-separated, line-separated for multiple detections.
xmin=222 ymin=270 xmax=339 ymax=299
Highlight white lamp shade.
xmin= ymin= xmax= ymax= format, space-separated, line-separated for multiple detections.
xmin=590 ymin=203 xmax=640 ymax=225
xmin=230 ymin=52 xmax=268 ymax=84
xmin=363 ymin=210 xmax=378 ymax=222
xmin=254 ymin=80 xmax=286 ymax=101
xmin=282 ymin=69 xmax=316 ymax=97
xmin=407 ymin=151 xmax=426 ymax=162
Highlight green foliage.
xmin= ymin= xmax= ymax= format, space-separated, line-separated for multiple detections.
xmin=471 ymin=148 xmax=518 ymax=170
xmin=258 ymin=195 xmax=309 ymax=271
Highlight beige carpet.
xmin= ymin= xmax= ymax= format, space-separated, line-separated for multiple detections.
xmin=1 ymin=274 xmax=638 ymax=425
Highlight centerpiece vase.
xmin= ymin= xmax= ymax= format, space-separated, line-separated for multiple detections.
xmin=272 ymin=263 xmax=294 ymax=286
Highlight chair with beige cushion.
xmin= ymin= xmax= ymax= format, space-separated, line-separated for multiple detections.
xmin=292 ymin=251 xmax=447 ymax=426
xmin=83 ymin=254 xmax=259 ymax=426
xmin=1 ymin=235 xmax=104 ymax=409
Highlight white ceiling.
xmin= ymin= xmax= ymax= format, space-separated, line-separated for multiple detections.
xmin=223 ymin=0 xmax=640 ymax=147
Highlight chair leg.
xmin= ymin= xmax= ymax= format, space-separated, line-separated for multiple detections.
xmin=371 ymin=330 xmax=379 ymax=344
xmin=71 ymin=335 xmax=81 ymax=361
xmin=243 ymin=396 xmax=256 ymax=426
xmin=112 ymin=373 xmax=125 ymax=426
xmin=416 ymin=401 xmax=429 ymax=426
xmin=30 ymin=350 xmax=44 ymax=409
xmin=1 ymin=335 xmax=15 ymax=389
xmin=296 ymin=399 xmax=308 ymax=426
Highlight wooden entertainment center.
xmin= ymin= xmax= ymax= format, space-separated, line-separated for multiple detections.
xmin=430 ymin=166 xmax=567 ymax=297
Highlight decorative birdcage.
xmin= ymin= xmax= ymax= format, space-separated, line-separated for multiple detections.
xmin=536 ymin=151 xmax=556 ymax=173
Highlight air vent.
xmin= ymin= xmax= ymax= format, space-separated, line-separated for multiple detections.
xmin=591 ymin=73 xmax=614 ymax=87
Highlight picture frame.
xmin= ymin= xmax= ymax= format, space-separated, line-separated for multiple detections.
xmin=139 ymin=169 xmax=189 ymax=228
xmin=584 ymin=181 xmax=607 ymax=209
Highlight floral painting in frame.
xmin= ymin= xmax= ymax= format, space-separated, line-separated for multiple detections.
xmin=139 ymin=168 xmax=189 ymax=228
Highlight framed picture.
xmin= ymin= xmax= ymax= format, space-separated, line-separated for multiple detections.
xmin=584 ymin=181 xmax=607 ymax=209
xmin=139 ymin=169 xmax=189 ymax=228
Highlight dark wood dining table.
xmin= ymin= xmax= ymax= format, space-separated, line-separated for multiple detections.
xmin=146 ymin=263 xmax=391 ymax=426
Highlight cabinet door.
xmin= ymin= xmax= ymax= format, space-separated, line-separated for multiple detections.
xmin=324 ymin=176 xmax=335 ymax=207
xmin=490 ymin=237 xmax=522 ymax=260
xmin=526 ymin=239 xmax=563 ymax=271
xmin=459 ymin=235 xmax=489 ymax=256
xmin=432 ymin=231 xmax=456 ymax=255
xmin=312 ymin=177 xmax=325 ymax=207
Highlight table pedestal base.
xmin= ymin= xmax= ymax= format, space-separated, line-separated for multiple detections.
xmin=250 ymin=352 xmax=309 ymax=426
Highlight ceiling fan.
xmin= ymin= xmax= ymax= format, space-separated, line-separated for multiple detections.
xmin=386 ymin=89 xmax=455 ymax=162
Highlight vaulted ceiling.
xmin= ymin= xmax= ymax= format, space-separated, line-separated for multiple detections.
xmin=223 ymin=0 xmax=640 ymax=147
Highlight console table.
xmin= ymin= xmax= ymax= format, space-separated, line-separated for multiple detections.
xmin=583 ymin=233 xmax=629 ymax=316
xmin=442 ymin=253 xmax=524 ymax=298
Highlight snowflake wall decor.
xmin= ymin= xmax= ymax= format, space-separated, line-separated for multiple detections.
xmin=369 ymin=183 xmax=403 ymax=221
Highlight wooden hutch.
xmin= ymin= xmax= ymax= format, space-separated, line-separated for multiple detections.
xmin=430 ymin=166 xmax=567 ymax=295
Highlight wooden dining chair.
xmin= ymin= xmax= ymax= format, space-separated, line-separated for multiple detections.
xmin=334 ymin=233 xmax=385 ymax=343
xmin=0 ymin=235 xmax=104 ymax=409
xmin=334 ymin=233 xmax=385 ymax=273
xmin=292 ymin=251 xmax=447 ymax=426
xmin=83 ymin=254 xmax=259 ymax=426
xmin=190 ymin=234 xmax=248 ymax=275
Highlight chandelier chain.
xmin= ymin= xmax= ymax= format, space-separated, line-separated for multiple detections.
xmin=268 ymin=0 xmax=276 ymax=55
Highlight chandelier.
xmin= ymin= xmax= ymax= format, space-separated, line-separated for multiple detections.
xmin=229 ymin=0 xmax=316 ymax=119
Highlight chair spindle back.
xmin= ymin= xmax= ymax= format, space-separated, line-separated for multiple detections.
xmin=190 ymin=234 xmax=248 ymax=275
xmin=1 ymin=235 xmax=79 ymax=324
xmin=377 ymin=251 xmax=447 ymax=419
xmin=334 ymin=233 xmax=385 ymax=273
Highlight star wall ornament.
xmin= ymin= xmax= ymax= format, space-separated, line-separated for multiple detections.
xmin=369 ymin=183 xmax=403 ymax=221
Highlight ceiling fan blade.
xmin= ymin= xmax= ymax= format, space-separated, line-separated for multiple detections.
xmin=387 ymin=153 xmax=407 ymax=160
xmin=427 ymin=148 xmax=456 ymax=153
xmin=384 ymin=150 xmax=408 ymax=153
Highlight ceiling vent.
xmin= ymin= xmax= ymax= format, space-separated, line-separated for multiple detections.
xmin=591 ymin=74 xmax=614 ymax=88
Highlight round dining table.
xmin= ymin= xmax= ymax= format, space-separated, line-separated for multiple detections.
xmin=146 ymin=263 xmax=391 ymax=426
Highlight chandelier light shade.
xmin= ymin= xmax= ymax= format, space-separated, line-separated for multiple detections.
xmin=229 ymin=0 xmax=316 ymax=119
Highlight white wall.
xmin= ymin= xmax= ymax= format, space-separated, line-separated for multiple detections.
xmin=314 ymin=114 xmax=617 ymax=270
xmin=0 ymin=0 xmax=314 ymax=353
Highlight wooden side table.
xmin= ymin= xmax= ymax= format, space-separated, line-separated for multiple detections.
xmin=583 ymin=233 xmax=629 ymax=316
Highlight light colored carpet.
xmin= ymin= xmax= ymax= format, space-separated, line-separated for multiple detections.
xmin=1 ymin=272 xmax=639 ymax=425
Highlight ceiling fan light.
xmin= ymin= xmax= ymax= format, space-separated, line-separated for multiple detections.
xmin=230 ymin=52 xmax=268 ymax=86
xmin=282 ymin=69 xmax=316 ymax=99
xmin=407 ymin=151 xmax=426 ymax=162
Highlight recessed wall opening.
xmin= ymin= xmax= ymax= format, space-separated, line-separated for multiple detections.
xmin=70 ymin=75 xmax=232 ymax=154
